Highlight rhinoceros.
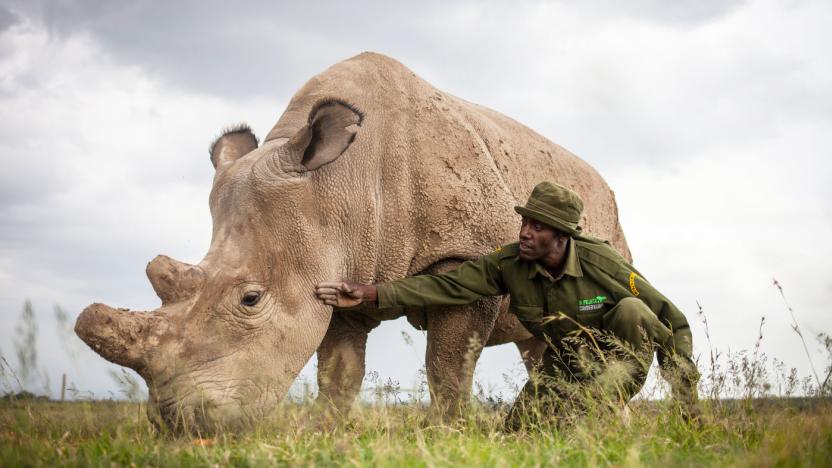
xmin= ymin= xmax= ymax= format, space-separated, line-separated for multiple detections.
xmin=75 ymin=52 xmax=630 ymax=432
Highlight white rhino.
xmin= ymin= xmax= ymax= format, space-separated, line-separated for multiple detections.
xmin=75 ymin=52 xmax=630 ymax=432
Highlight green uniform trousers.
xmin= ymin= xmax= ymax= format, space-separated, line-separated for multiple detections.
xmin=506 ymin=297 xmax=688 ymax=429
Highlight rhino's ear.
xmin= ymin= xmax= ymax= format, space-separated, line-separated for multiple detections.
xmin=209 ymin=124 xmax=259 ymax=170
xmin=282 ymin=99 xmax=363 ymax=172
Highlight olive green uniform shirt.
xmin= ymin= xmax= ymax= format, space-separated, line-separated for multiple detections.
xmin=377 ymin=235 xmax=695 ymax=389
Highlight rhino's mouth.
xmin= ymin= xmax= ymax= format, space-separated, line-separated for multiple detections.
xmin=152 ymin=387 xmax=264 ymax=433
xmin=147 ymin=367 xmax=288 ymax=433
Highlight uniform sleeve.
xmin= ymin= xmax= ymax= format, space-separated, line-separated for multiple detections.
xmin=623 ymin=271 xmax=692 ymax=355
xmin=620 ymin=269 xmax=700 ymax=404
xmin=376 ymin=251 xmax=507 ymax=309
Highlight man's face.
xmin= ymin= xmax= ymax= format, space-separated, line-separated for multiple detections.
xmin=518 ymin=216 xmax=558 ymax=261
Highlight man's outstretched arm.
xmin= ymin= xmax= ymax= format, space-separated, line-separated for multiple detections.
xmin=314 ymin=250 xmax=507 ymax=309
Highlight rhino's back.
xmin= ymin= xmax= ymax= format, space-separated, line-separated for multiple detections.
xmin=265 ymin=52 xmax=433 ymax=142
xmin=448 ymin=98 xmax=630 ymax=259
xmin=266 ymin=52 xmax=630 ymax=279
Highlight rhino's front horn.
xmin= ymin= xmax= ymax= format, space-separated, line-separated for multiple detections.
xmin=146 ymin=255 xmax=205 ymax=305
xmin=75 ymin=303 xmax=167 ymax=374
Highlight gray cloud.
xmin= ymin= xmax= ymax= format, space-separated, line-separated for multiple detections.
xmin=567 ymin=0 xmax=747 ymax=24
xmin=6 ymin=0 xmax=434 ymax=98
xmin=8 ymin=0 xmax=816 ymax=170
xmin=0 ymin=4 xmax=19 ymax=33
xmin=5 ymin=1 xmax=747 ymax=100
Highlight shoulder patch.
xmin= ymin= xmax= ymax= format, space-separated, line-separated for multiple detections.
xmin=496 ymin=242 xmax=520 ymax=259
xmin=628 ymin=271 xmax=640 ymax=296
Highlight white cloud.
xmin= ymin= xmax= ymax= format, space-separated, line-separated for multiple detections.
xmin=608 ymin=118 xmax=832 ymax=379
xmin=0 ymin=17 xmax=281 ymax=396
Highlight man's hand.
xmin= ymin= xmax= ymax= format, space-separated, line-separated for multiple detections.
xmin=315 ymin=282 xmax=377 ymax=308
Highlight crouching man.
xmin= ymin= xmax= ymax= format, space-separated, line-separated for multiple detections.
xmin=315 ymin=181 xmax=700 ymax=428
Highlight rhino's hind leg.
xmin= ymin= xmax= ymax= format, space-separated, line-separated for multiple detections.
xmin=316 ymin=311 xmax=380 ymax=414
xmin=424 ymin=295 xmax=502 ymax=417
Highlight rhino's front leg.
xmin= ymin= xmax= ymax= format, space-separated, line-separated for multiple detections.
xmin=316 ymin=311 xmax=380 ymax=413
xmin=424 ymin=295 xmax=502 ymax=416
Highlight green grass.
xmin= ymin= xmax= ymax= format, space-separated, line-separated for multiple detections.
xmin=4 ymin=292 xmax=831 ymax=466
xmin=2 ymin=398 xmax=831 ymax=467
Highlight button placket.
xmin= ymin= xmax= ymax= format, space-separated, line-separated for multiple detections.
xmin=546 ymin=286 xmax=557 ymax=315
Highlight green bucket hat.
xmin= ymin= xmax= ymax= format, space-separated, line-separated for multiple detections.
xmin=514 ymin=181 xmax=584 ymax=235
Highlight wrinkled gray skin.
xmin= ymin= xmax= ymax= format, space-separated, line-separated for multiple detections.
xmin=75 ymin=52 xmax=630 ymax=433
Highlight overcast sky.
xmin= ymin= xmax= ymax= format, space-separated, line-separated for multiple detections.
xmin=1 ymin=0 xmax=830 ymax=401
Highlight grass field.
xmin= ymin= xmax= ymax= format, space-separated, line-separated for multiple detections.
xmin=3 ymin=295 xmax=831 ymax=466
xmin=2 ymin=396 xmax=831 ymax=467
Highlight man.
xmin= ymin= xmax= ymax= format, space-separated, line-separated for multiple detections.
xmin=315 ymin=181 xmax=699 ymax=426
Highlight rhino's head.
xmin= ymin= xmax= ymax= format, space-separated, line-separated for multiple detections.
xmin=75 ymin=100 xmax=365 ymax=433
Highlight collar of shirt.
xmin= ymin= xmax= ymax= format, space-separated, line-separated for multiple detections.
xmin=527 ymin=237 xmax=584 ymax=282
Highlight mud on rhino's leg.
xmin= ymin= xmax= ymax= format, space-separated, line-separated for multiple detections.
xmin=424 ymin=295 xmax=502 ymax=416
xmin=316 ymin=311 xmax=380 ymax=413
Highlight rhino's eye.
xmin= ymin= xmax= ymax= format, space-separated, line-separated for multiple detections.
xmin=241 ymin=291 xmax=262 ymax=307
